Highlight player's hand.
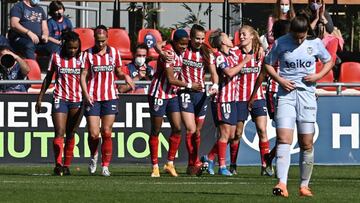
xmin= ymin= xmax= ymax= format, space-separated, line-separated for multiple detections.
xmin=208 ymin=83 xmax=218 ymax=95
xmin=41 ymin=35 xmax=48 ymax=43
xmin=85 ymin=96 xmax=94 ymax=107
xmin=304 ymin=73 xmax=321 ymax=83
xmin=164 ymin=50 xmax=174 ymax=64
xmin=27 ymin=31 xmax=40 ymax=44
xmin=126 ymin=80 xmax=135 ymax=91
xmin=191 ymin=83 xmax=203 ymax=92
xmin=248 ymin=97 xmax=255 ymax=111
xmin=35 ymin=100 xmax=42 ymax=114
xmin=279 ymin=78 xmax=296 ymax=92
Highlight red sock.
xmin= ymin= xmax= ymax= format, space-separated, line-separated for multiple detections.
xmin=88 ymin=136 xmax=99 ymax=157
xmin=101 ymin=132 xmax=112 ymax=167
xmin=149 ymin=135 xmax=159 ymax=166
xmin=53 ymin=137 xmax=64 ymax=166
xmin=168 ymin=133 xmax=181 ymax=161
xmin=217 ymin=141 xmax=227 ymax=167
xmin=192 ymin=132 xmax=201 ymax=165
xmin=259 ymin=141 xmax=270 ymax=166
xmin=208 ymin=142 xmax=218 ymax=161
xmin=185 ymin=133 xmax=194 ymax=166
xmin=230 ymin=141 xmax=240 ymax=165
xmin=64 ymin=136 xmax=75 ymax=167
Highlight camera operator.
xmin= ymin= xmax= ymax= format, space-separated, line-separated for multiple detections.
xmin=0 ymin=46 xmax=30 ymax=92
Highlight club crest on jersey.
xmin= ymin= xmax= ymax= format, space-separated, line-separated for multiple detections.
xmin=153 ymin=105 xmax=160 ymax=112
xmin=111 ymin=105 xmax=117 ymax=111
xmin=307 ymin=47 xmax=313 ymax=55
xmin=86 ymin=105 xmax=91 ymax=112
xmin=76 ymin=60 xmax=82 ymax=65
xmin=182 ymin=102 xmax=188 ymax=109
xmin=224 ymin=112 xmax=230 ymax=119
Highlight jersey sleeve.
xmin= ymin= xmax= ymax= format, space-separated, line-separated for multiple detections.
xmin=82 ymin=51 xmax=90 ymax=70
xmin=209 ymin=53 xmax=215 ymax=65
xmin=264 ymin=40 xmax=280 ymax=66
xmin=215 ymin=54 xmax=229 ymax=71
xmin=115 ymin=49 xmax=122 ymax=67
xmin=10 ymin=3 xmax=22 ymax=18
xmin=315 ymin=39 xmax=332 ymax=63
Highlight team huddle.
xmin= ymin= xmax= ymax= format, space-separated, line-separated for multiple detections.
xmin=35 ymin=13 xmax=333 ymax=198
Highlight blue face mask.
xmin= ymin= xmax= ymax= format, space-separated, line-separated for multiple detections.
xmin=280 ymin=5 xmax=290 ymax=14
xmin=30 ymin=0 xmax=40 ymax=6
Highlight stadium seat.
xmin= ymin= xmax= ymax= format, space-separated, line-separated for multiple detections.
xmin=74 ymin=28 xmax=94 ymax=51
xmin=24 ymin=59 xmax=42 ymax=90
xmin=137 ymin=29 xmax=162 ymax=60
xmin=316 ymin=61 xmax=336 ymax=91
xmin=325 ymin=37 xmax=339 ymax=65
xmin=339 ymin=62 xmax=360 ymax=91
xmin=108 ymin=28 xmax=133 ymax=60
xmin=148 ymin=60 xmax=157 ymax=71
xmin=233 ymin=30 xmax=240 ymax=46
xmin=204 ymin=29 xmax=215 ymax=49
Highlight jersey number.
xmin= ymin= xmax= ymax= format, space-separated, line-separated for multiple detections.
xmin=154 ymin=98 xmax=163 ymax=106
xmin=221 ymin=103 xmax=231 ymax=113
xmin=180 ymin=93 xmax=191 ymax=103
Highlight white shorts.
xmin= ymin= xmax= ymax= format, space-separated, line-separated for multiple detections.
xmin=275 ymin=89 xmax=317 ymax=130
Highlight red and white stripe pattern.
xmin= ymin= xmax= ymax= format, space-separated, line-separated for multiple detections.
xmin=83 ymin=46 xmax=121 ymax=101
xmin=181 ymin=48 xmax=214 ymax=92
xmin=213 ymin=51 xmax=238 ymax=103
xmin=49 ymin=52 xmax=83 ymax=102
xmin=267 ymin=64 xmax=279 ymax=93
xmin=149 ymin=44 xmax=182 ymax=99
xmin=235 ymin=50 xmax=265 ymax=101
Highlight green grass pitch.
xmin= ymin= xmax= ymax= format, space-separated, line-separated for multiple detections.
xmin=0 ymin=164 xmax=359 ymax=202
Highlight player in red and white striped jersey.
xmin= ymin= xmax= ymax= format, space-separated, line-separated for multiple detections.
xmin=148 ymin=29 xmax=202 ymax=177
xmin=201 ymin=30 xmax=251 ymax=176
xmin=177 ymin=24 xmax=219 ymax=175
xmin=80 ymin=25 xmax=134 ymax=176
xmin=230 ymin=25 xmax=272 ymax=176
xmin=36 ymin=31 xmax=83 ymax=176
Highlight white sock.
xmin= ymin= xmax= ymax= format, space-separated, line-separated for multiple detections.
xmin=300 ymin=147 xmax=314 ymax=187
xmin=276 ymin=144 xmax=291 ymax=185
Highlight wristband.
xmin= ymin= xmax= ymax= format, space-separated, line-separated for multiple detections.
xmin=211 ymin=83 xmax=218 ymax=90
xmin=186 ymin=83 xmax=192 ymax=89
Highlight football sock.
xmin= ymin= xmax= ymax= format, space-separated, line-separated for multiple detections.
xmin=53 ymin=137 xmax=64 ymax=166
xmin=149 ymin=135 xmax=159 ymax=166
xmin=208 ymin=142 xmax=218 ymax=161
xmin=300 ymin=147 xmax=314 ymax=187
xmin=230 ymin=141 xmax=240 ymax=165
xmin=259 ymin=141 xmax=270 ymax=167
xmin=64 ymin=136 xmax=75 ymax=167
xmin=185 ymin=133 xmax=194 ymax=166
xmin=101 ymin=132 xmax=112 ymax=167
xmin=168 ymin=133 xmax=181 ymax=162
xmin=192 ymin=132 xmax=201 ymax=164
xmin=88 ymin=136 xmax=99 ymax=158
xmin=276 ymin=144 xmax=291 ymax=185
xmin=218 ymin=141 xmax=228 ymax=168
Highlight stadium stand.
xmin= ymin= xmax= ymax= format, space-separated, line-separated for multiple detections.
xmin=137 ymin=28 xmax=162 ymax=59
xmin=108 ymin=28 xmax=133 ymax=60
xmin=339 ymin=62 xmax=360 ymax=91
xmin=24 ymin=59 xmax=42 ymax=91
xmin=233 ymin=30 xmax=240 ymax=46
xmin=73 ymin=28 xmax=94 ymax=51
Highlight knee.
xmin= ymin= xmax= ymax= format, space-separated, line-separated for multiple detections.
xmin=88 ymin=128 xmax=100 ymax=138
xmin=101 ymin=128 xmax=112 ymax=138
xmin=300 ymin=142 xmax=313 ymax=151
xmin=171 ymin=127 xmax=181 ymax=135
xmin=55 ymin=128 xmax=66 ymax=137
xmin=151 ymin=126 xmax=161 ymax=136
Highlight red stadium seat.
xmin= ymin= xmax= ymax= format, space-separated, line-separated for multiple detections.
xmin=148 ymin=60 xmax=157 ymax=71
xmin=24 ymin=59 xmax=42 ymax=90
xmin=233 ymin=30 xmax=240 ymax=46
xmin=316 ymin=62 xmax=335 ymax=91
xmin=325 ymin=37 xmax=339 ymax=65
xmin=137 ymin=29 xmax=162 ymax=59
xmin=74 ymin=28 xmax=94 ymax=51
xmin=108 ymin=28 xmax=133 ymax=60
xmin=339 ymin=62 xmax=360 ymax=91
xmin=204 ymin=29 xmax=215 ymax=49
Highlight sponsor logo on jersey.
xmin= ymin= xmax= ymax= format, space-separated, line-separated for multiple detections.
xmin=59 ymin=68 xmax=81 ymax=75
xmin=304 ymin=106 xmax=316 ymax=110
xmin=183 ymin=59 xmax=203 ymax=68
xmin=285 ymin=59 xmax=312 ymax=70
xmin=240 ymin=66 xmax=260 ymax=74
xmin=93 ymin=65 xmax=114 ymax=72
xmin=173 ymin=66 xmax=182 ymax=73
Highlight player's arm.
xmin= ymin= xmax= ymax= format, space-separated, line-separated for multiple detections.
xmin=223 ymin=54 xmax=252 ymax=77
xmin=36 ymin=66 xmax=55 ymax=113
xmin=248 ymin=65 xmax=267 ymax=111
xmin=165 ymin=64 xmax=202 ymax=91
xmin=115 ymin=66 xmax=135 ymax=91
xmin=10 ymin=16 xmax=40 ymax=44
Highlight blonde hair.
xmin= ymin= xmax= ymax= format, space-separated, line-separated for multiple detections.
xmin=239 ymin=25 xmax=262 ymax=55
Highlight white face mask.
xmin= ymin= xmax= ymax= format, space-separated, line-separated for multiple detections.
xmin=280 ymin=5 xmax=290 ymax=14
xmin=134 ymin=57 xmax=146 ymax=67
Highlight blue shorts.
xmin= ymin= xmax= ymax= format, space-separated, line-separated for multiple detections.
xmin=211 ymin=101 xmax=237 ymax=126
xmin=178 ymin=90 xmax=209 ymax=118
xmin=148 ymin=96 xmax=180 ymax=117
xmin=52 ymin=98 xmax=82 ymax=113
xmin=236 ymin=99 xmax=268 ymax=121
xmin=84 ymin=99 xmax=119 ymax=117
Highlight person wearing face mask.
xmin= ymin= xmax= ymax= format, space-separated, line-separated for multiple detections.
xmin=0 ymin=46 xmax=30 ymax=92
xmin=44 ymin=1 xmax=73 ymax=55
xmin=8 ymin=0 xmax=49 ymax=60
xmin=306 ymin=0 xmax=334 ymax=38
xmin=266 ymin=0 xmax=295 ymax=48
xmin=118 ymin=43 xmax=154 ymax=94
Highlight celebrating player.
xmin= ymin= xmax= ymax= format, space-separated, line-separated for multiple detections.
xmin=265 ymin=15 xmax=333 ymax=197
xmin=148 ymin=29 xmax=202 ymax=177
xmin=178 ymin=24 xmax=218 ymax=175
xmin=80 ymin=25 xmax=134 ymax=176
xmin=35 ymin=31 xmax=83 ymax=176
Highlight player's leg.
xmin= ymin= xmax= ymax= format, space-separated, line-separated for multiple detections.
xmin=297 ymin=122 xmax=315 ymax=197
xmin=52 ymin=111 xmax=67 ymax=176
xmin=165 ymin=110 xmax=182 ymax=177
xmin=253 ymin=115 xmax=271 ymax=176
xmin=85 ymin=101 xmax=101 ymax=175
xmin=193 ymin=92 xmax=209 ymax=166
xmin=217 ymin=123 xmax=235 ymax=176
xmin=63 ymin=103 xmax=83 ymax=175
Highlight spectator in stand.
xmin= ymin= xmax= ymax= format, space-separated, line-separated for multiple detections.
xmin=44 ymin=1 xmax=73 ymax=55
xmin=9 ymin=0 xmax=49 ymax=60
xmin=0 ymin=35 xmax=10 ymax=47
xmin=306 ymin=0 xmax=334 ymax=38
xmin=0 ymin=46 xmax=30 ymax=92
xmin=266 ymin=0 xmax=295 ymax=48
xmin=118 ymin=43 xmax=154 ymax=94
